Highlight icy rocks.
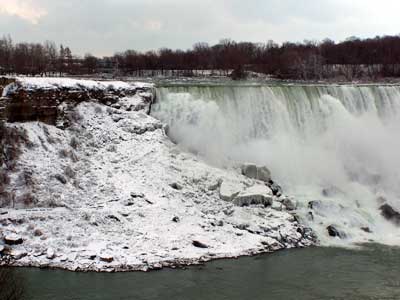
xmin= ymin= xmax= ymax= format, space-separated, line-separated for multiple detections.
xmin=241 ymin=163 xmax=271 ymax=183
xmin=130 ymin=192 xmax=145 ymax=198
xmin=241 ymin=164 xmax=258 ymax=179
xmin=219 ymin=180 xmax=242 ymax=201
xmin=327 ymin=225 xmax=345 ymax=238
xmin=219 ymin=180 xmax=274 ymax=207
xmin=233 ymin=185 xmax=273 ymax=207
xmin=379 ymin=204 xmax=400 ymax=225
xmin=46 ymin=248 xmax=56 ymax=259
xmin=4 ymin=234 xmax=23 ymax=245
xmin=169 ymin=182 xmax=183 ymax=190
xmin=33 ymin=229 xmax=43 ymax=237
xmin=100 ymin=254 xmax=114 ymax=263
xmin=282 ymin=198 xmax=297 ymax=211
xmin=268 ymin=181 xmax=282 ymax=197
xmin=10 ymin=249 xmax=27 ymax=260
xmin=192 ymin=240 xmax=209 ymax=248
xmin=54 ymin=174 xmax=67 ymax=184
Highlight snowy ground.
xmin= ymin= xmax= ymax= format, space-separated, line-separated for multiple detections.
xmin=0 ymin=79 xmax=314 ymax=272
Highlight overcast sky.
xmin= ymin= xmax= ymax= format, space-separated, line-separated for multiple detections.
xmin=1 ymin=0 xmax=400 ymax=56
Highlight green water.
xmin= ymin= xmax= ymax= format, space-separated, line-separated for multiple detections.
xmin=3 ymin=245 xmax=400 ymax=300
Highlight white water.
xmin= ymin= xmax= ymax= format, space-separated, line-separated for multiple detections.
xmin=152 ymin=84 xmax=400 ymax=246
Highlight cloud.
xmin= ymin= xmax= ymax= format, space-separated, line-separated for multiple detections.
xmin=0 ymin=0 xmax=47 ymax=24
xmin=2 ymin=0 xmax=400 ymax=55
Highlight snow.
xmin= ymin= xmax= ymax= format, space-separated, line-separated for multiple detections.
xmin=1 ymin=77 xmax=154 ymax=97
xmin=0 ymin=78 xmax=314 ymax=272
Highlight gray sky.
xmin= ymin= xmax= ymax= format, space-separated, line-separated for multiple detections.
xmin=1 ymin=0 xmax=400 ymax=56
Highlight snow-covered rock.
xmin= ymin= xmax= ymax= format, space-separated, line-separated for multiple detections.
xmin=233 ymin=185 xmax=273 ymax=207
xmin=100 ymin=253 xmax=114 ymax=263
xmin=4 ymin=234 xmax=23 ymax=245
xmin=241 ymin=163 xmax=272 ymax=183
xmin=46 ymin=248 xmax=56 ymax=259
xmin=219 ymin=180 xmax=243 ymax=201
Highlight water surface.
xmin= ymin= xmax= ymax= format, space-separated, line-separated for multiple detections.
xmin=8 ymin=244 xmax=400 ymax=300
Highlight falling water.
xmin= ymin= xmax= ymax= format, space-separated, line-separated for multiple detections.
xmin=152 ymin=84 xmax=400 ymax=246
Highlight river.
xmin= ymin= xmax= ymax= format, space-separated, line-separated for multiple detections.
xmin=6 ymin=244 xmax=399 ymax=300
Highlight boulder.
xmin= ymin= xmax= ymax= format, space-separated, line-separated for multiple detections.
xmin=271 ymin=201 xmax=282 ymax=211
xmin=233 ymin=185 xmax=273 ymax=207
xmin=241 ymin=164 xmax=271 ymax=183
xmin=257 ymin=166 xmax=272 ymax=182
xmin=10 ymin=249 xmax=27 ymax=260
xmin=192 ymin=240 xmax=208 ymax=248
xmin=54 ymin=174 xmax=67 ymax=184
xmin=172 ymin=216 xmax=180 ymax=223
xmin=269 ymin=181 xmax=282 ymax=197
xmin=33 ymin=229 xmax=43 ymax=237
xmin=241 ymin=163 xmax=258 ymax=179
xmin=327 ymin=225 xmax=345 ymax=238
xmin=379 ymin=204 xmax=400 ymax=225
xmin=208 ymin=179 xmax=222 ymax=191
xmin=46 ymin=248 xmax=56 ymax=259
xmin=282 ymin=198 xmax=297 ymax=211
xmin=169 ymin=182 xmax=183 ymax=190
xmin=4 ymin=234 xmax=23 ymax=245
xmin=100 ymin=254 xmax=114 ymax=263
xmin=0 ymin=245 xmax=4 ymax=254
xmin=308 ymin=200 xmax=322 ymax=210
xmin=219 ymin=180 xmax=242 ymax=201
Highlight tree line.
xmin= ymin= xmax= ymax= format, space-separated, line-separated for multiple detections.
xmin=2 ymin=34 xmax=400 ymax=80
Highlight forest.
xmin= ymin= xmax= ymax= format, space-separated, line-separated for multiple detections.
xmin=1 ymin=35 xmax=400 ymax=80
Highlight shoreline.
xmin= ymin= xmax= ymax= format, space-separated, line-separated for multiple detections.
xmin=1 ymin=244 xmax=314 ymax=273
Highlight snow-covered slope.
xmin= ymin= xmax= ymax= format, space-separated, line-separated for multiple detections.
xmin=0 ymin=79 xmax=314 ymax=272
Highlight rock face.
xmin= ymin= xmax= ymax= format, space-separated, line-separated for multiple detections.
xmin=241 ymin=164 xmax=271 ymax=183
xmin=233 ymin=185 xmax=273 ymax=207
xmin=0 ymin=78 xmax=145 ymax=127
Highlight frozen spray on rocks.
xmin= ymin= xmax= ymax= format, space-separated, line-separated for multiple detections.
xmin=152 ymin=83 xmax=400 ymax=246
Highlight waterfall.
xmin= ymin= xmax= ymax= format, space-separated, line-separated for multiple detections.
xmin=152 ymin=84 xmax=400 ymax=246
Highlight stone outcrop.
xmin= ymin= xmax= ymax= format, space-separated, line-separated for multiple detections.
xmin=0 ymin=78 xmax=147 ymax=127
